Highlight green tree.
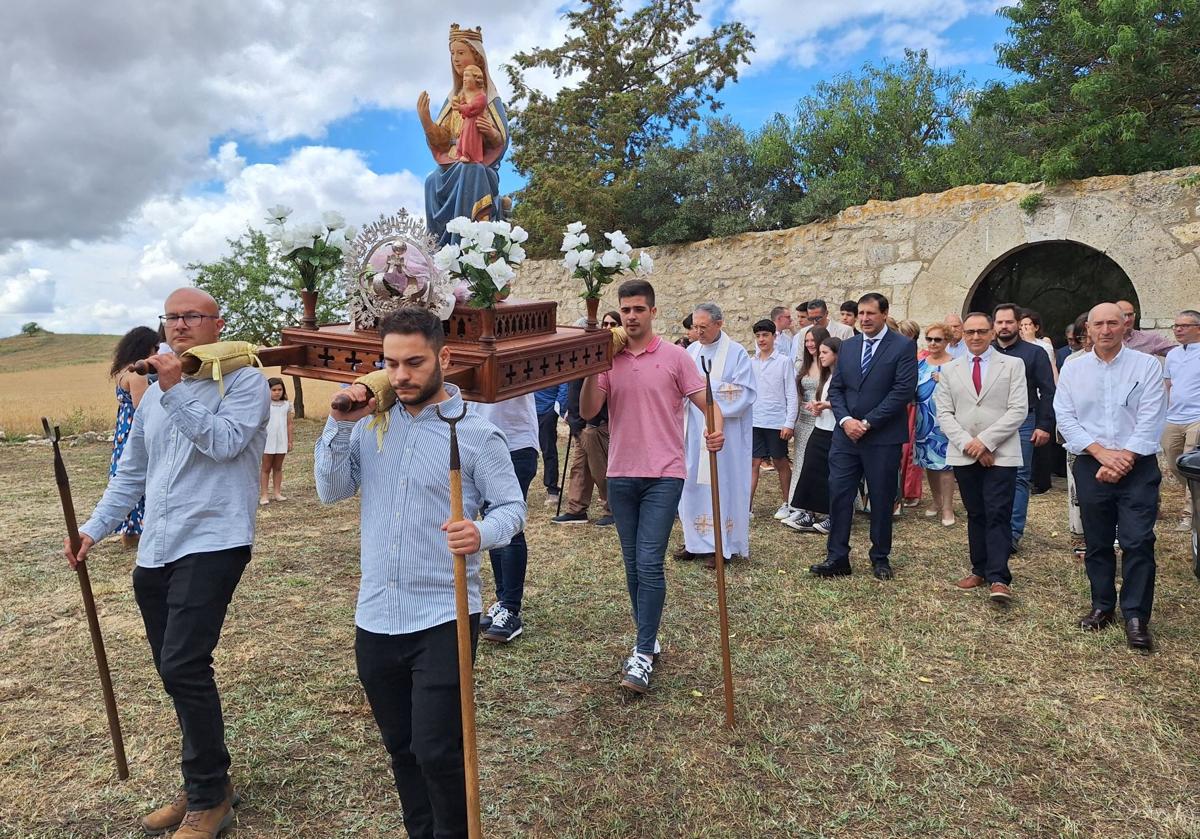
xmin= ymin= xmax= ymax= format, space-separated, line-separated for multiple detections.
xmin=789 ymin=49 xmax=972 ymax=223
xmin=505 ymin=0 xmax=754 ymax=255
xmin=625 ymin=115 xmax=803 ymax=244
xmin=989 ymin=0 xmax=1200 ymax=182
xmin=20 ymin=322 xmax=44 ymax=336
xmin=187 ymin=227 xmax=347 ymax=417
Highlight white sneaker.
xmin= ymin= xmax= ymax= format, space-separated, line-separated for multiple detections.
xmin=773 ymin=504 xmax=793 ymax=520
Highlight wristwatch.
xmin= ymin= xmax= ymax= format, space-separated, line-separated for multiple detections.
xmin=861 ymin=419 xmax=871 ymax=431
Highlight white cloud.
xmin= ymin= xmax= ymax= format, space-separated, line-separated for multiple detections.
xmin=0 ymin=270 xmax=55 ymax=316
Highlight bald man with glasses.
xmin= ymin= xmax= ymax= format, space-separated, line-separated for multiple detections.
xmin=1163 ymin=310 xmax=1200 ymax=530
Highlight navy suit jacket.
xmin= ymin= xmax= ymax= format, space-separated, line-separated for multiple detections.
xmin=829 ymin=329 xmax=918 ymax=447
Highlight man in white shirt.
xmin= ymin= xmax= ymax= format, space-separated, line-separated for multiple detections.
xmin=1054 ymin=302 xmax=1167 ymax=652
xmin=750 ymin=319 xmax=798 ymax=517
xmin=1162 ymin=309 xmax=1200 ymax=530
xmin=770 ymin=306 xmax=795 ymax=358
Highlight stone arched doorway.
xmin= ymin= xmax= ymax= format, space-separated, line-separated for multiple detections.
xmin=966 ymin=242 xmax=1138 ymax=346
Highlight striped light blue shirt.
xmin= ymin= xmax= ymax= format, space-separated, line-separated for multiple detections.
xmin=80 ymin=366 xmax=270 ymax=568
xmin=314 ymin=383 xmax=526 ymax=635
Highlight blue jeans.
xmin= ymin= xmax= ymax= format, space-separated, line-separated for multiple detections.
xmin=489 ymin=447 xmax=537 ymax=613
xmin=1011 ymin=412 xmax=1035 ymax=545
xmin=607 ymin=477 xmax=684 ymax=656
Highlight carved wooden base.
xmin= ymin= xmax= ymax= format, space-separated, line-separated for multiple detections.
xmin=275 ymin=300 xmax=611 ymax=403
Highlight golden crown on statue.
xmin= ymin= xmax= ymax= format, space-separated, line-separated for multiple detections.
xmin=448 ymin=23 xmax=483 ymax=43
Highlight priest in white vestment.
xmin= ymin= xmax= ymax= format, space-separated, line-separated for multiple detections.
xmin=676 ymin=302 xmax=757 ymax=564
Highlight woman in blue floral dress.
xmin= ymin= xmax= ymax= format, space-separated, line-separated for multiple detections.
xmin=108 ymin=327 xmax=158 ymax=549
xmin=914 ymin=322 xmax=956 ymax=525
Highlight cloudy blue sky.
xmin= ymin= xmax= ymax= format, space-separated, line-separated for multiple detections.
xmin=0 ymin=1 xmax=1012 ymax=337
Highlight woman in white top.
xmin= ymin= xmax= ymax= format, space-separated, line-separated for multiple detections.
xmin=1020 ymin=309 xmax=1059 ymax=382
xmin=783 ymin=335 xmax=842 ymax=533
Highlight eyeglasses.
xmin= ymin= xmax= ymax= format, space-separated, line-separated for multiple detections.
xmin=601 ymin=320 xmax=618 ymax=327
xmin=1172 ymin=323 xmax=1199 ymax=329
xmin=924 ymin=336 xmax=945 ymax=343
xmin=962 ymin=328 xmax=991 ymax=336
xmin=159 ymin=313 xmax=218 ymax=326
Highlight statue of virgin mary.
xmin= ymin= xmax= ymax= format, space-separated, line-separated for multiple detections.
xmin=417 ymin=24 xmax=509 ymax=245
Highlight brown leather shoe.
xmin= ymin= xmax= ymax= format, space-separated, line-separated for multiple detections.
xmin=672 ymin=546 xmax=697 ymax=561
xmin=140 ymin=789 xmax=187 ymax=836
xmin=174 ymin=800 xmax=233 ymax=839
xmin=139 ymin=783 xmax=240 ymax=836
xmin=989 ymin=582 xmax=1012 ymax=603
xmin=1079 ymin=608 xmax=1115 ymax=631
xmin=1125 ymin=617 xmax=1153 ymax=652
xmin=955 ymin=574 xmax=985 ymax=589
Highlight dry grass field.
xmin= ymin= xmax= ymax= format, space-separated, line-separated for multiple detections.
xmin=0 ymin=333 xmax=343 ymax=438
xmin=2 ymin=410 xmax=1200 ymax=837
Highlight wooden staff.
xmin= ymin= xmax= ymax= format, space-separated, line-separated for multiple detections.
xmin=127 ymin=344 xmax=303 ymax=376
xmin=436 ymin=404 xmax=483 ymax=839
xmin=555 ymin=429 xmax=572 ymax=517
xmin=41 ymin=417 xmax=130 ymax=780
xmin=699 ymin=358 xmax=736 ymax=729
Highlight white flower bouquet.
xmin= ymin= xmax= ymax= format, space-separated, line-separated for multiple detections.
xmin=264 ymin=205 xmax=358 ymax=293
xmin=561 ymin=222 xmax=653 ymax=300
xmin=433 ymin=217 xmax=528 ymax=309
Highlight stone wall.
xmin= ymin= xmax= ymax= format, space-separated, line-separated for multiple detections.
xmin=515 ymin=166 xmax=1200 ymax=341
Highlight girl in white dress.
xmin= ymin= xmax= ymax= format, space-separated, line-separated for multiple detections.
xmin=260 ymin=377 xmax=294 ymax=504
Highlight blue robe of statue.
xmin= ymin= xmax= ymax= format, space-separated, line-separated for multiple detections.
xmin=424 ymin=97 xmax=509 ymax=246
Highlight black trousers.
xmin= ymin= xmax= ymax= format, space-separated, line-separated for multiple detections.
xmin=826 ymin=439 xmax=902 ymax=567
xmin=131 ymin=546 xmax=250 ymax=810
xmin=356 ymin=618 xmax=480 ymax=839
xmin=537 ymin=410 xmax=560 ymax=491
xmin=954 ymin=462 xmax=1017 ymax=584
xmin=791 ymin=427 xmax=831 ymax=514
xmin=1074 ymin=453 xmax=1160 ymax=621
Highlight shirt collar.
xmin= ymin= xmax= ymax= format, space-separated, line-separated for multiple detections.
xmin=395 ymin=382 xmax=465 ymax=423
xmin=863 ymin=325 xmax=888 ymax=343
xmin=969 ymin=346 xmax=994 ymax=362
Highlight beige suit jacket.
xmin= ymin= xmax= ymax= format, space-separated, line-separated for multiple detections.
xmin=934 ymin=352 xmax=1028 ymax=467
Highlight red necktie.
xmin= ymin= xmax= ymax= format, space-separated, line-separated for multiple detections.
xmin=972 ymin=355 xmax=982 ymax=395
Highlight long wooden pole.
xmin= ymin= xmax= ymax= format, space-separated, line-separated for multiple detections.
xmin=555 ymin=429 xmax=572 ymax=517
xmin=438 ymin=405 xmax=483 ymax=839
xmin=699 ymin=360 xmax=736 ymax=729
xmin=42 ymin=418 xmax=129 ymax=780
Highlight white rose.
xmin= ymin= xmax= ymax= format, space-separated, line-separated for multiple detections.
xmin=599 ymin=249 xmax=621 ymax=269
xmin=507 ymin=244 xmax=526 ymax=264
xmin=485 ymin=259 xmax=515 ymax=289
xmin=636 ymin=250 xmax=654 ymax=274
xmin=605 ymin=230 xmax=631 ymax=254
xmin=468 ymin=229 xmax=496 ymax=253
xmin=265 ymin=204 xmax=292 ymax=223
xmin=322 ymin=211 xmax=346 ymax=231
xmin=577 ymin=231 xmax=590 ymax=246
xmin=445 ymin=216 xmax=474 ymax=236
xmin=563 ymin=250 xmax=582 ymax=270
xmin=461 ymin=250 xmax=488 ymax=271
xmin=434 ymin=244 xmax=462 ymax=271
xmin=561 ymin=233 xmax=581 ymax=252
xmin=301 ymin=222 xmax=324 ymax=243
xmin=566 ymin=221 xmax=586 ymax=235
xmin=509 ymin=225 xmax=529 ymax=243
xmin=490 ymin=220 xmax=512 ymax=237
xmin=342 ymin=224 xmax=358 ymax=242
xmin=576 ymin=249 xmax=595 ymax=269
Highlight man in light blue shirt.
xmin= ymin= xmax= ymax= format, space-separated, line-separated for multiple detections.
xmin=1055 ymin=302 xmax=1167 ymax=652
xmin=67 ymin=287 xmax=269 ymax=836
xmin=315 ymin=307 xmax=524 ymax=839
xmin=1162 ymin=309 xmax=1200 ymax=530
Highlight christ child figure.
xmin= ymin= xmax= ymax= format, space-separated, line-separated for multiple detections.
xmin=451 ymin=64 xmax=487 ymax=164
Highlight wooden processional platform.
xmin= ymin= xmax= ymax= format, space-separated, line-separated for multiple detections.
xmin=270 ymin=299 xmax=612 ymax=403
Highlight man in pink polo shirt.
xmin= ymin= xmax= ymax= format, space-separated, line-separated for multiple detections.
xmin=581 ymin=279 xmax=725 ymax=694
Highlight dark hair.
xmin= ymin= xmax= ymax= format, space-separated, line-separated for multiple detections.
xmin=795 ymin=300 xmax=809 ymax=313
xmin=379 ymin=306 xmax=445 ymax=351
xmin=992 ymin=302 xmax=1020 ymax=321
xmin=266 ymin=376 xmax=288 ymax=398
xmin=682 ymin=313 xmax=693 ymax=329
xmin=111 ymin=326 xmax=159 ymax=378
xmin=799 ymin=326 xmax=830 ymax=383
xmin=753 ymin=319 xmax=776 ymax=334
xmin=858 ymin=292 xmax=889 ymax=313
xmin=816 ymin=335 xmax=842 ymax=394
xmin=1020 ymin=308 xmax=1043 ymax=336
xmin=963 ymin=311 xmax=994 ymax=327
xmin=1072 ymin=313 xmax=1089 ymax=339
xmin=840 ymin=300 xmax=857 ymax=314
xmin=602 ymin=310 xmax=622 ymax=326
xmin=806 ymin=298 xmax=828 ymax=314
xmin=617 ymin=278 xmax=655 ymax=307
